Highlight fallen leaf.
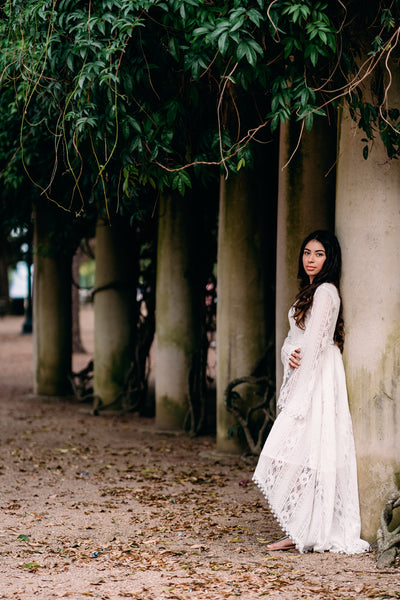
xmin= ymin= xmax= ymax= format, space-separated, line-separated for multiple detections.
xmin=22 ymin=562 xmax=43 ymax=571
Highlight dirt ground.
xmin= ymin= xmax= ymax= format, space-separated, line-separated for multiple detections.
xmin=0 ymin=309 xmax=398 ymax=600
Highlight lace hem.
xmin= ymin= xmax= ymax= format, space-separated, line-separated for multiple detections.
xmin=252 ymin=474 xmax=370 ymax=555
xmin=252 ymin=472 xmax=305 ymax=553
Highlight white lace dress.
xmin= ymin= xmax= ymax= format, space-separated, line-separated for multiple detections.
xmin=253 ymin=283 xmax=369 ymax=554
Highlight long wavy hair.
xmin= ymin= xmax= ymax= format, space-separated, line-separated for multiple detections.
xmin=292 ymin=230 xmax=345 ymax=352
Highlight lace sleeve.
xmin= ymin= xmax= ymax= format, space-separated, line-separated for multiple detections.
xmin=280 ymin=329 xmax=298 ymax=392
xmin=277 ymin=283 xmax=340 ymax=419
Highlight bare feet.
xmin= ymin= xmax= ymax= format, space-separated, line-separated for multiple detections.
xmin=266 ymin=535 xmax=296 ymax=551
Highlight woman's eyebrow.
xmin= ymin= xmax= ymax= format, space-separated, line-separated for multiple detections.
xmin=304 ymin=246 xmax=326 ymax=253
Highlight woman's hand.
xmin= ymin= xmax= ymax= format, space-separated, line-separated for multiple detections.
xmin=289 ymin=348 xmax=301 ymax=370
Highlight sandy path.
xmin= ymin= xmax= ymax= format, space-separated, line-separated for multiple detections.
xmin=0 ymin=310 xmax=398 ymax=599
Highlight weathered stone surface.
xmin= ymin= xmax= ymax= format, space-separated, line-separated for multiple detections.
xmin=336 ymin=65 xmax=400 ymax=542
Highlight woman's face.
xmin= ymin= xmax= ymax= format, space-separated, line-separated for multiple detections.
xmin=302 ymin=239 xmax=326 ymax=283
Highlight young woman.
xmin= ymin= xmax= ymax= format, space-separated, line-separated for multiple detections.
xmin=253 ymin=230 xmax=369 ymax=554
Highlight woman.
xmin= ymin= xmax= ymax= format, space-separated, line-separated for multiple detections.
xmin=253 ymin=230 xmax=369 ymax=554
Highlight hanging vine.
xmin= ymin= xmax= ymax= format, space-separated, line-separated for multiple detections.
xmin=0 ymin=0 xmax=399 ymax=217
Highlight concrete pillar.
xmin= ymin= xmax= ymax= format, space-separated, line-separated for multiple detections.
xmin=155 ymin=192 xmax=201 ymax=430
xmin=216 ymin=158 xmax=276 ymax=453
xmin=276 ymin=118 xmax=336 ymax=387
xmin=33 ymin=202 xmax=72 ymax=395
xmin=336 ymin=75 xmax=400 ymax=541
xmin=94 ymin=218 xmax=137 ymax=407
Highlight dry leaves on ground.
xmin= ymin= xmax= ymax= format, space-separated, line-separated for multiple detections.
xmin=0 ymin=314 xmax=399 ymax=599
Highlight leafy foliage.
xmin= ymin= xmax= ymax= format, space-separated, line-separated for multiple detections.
xmin=0 ymin=0 xmax=399 ymax=226
xmin=0 ymin=1 xmax=235 ymax=215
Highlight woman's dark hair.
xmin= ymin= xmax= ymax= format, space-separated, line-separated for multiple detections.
xmin=293 ymin=230 xmax=345 ymax=352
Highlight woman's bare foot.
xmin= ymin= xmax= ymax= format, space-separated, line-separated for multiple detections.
xmin=266 ymin=535 xmax=296 ymax=550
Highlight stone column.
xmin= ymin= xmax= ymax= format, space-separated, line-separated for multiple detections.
xmin=336 ymin=77 xmax=400 ymax=540
xmin=155 ymin=192 xmax=201 ymax=430
xmin=276 ymin=118 xmax=336 ymax=388
xmin=216 ymin=156 xmax=276 ymax=453
xmin=33 ymin=202 xmax=72 ymax=395
xmin=72 ymin=247 xmax=85 ymax=353
xmin=94 ymin=217 xmax=137 ymax=407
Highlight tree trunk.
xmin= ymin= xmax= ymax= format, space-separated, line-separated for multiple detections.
xmin=93 ymin=217 xmax=137 ymax=408
xmin=216 ymin=147 xmax=277 ymax=453
xmin=335 ymin=64 xmax=400 ymax=542
xmin=275 ymin=118 xmax=336 ymax=389
xmin=33 ymin=202 xmax=72 ymax=396
xmin=155 ymin=192 xmax=204 ymax=430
